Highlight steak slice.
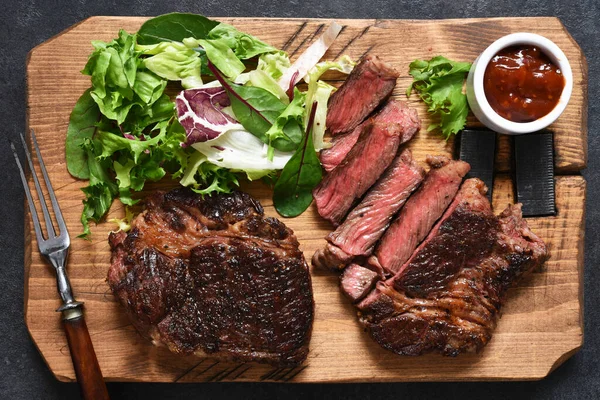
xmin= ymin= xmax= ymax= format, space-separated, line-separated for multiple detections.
xmin=357 ymin=179 xmax=548 ymax=356
xmin=368 ymin=156 xmax=470 ymax=275
xmin=320 ymin=126 xmax=362 ymax=173
xmin=320 ymin=99 xmax=421 ymax=172
xmin=326 ymin=55 xmax=399 ymax=135
xmin=340 ymin=264 xmax=382 ymax=303
xmin=108 ymin=188 xmax=314 ymax=367
xmin=312 ymin=149 xmax=425 ymax=270
xmin=313 ymin=101 xmax=418 ymax=226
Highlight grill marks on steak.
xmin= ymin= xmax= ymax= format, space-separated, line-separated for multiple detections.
xmin=313 ymin=101 xmax=419 ymax=226
xmin=312 ymin=149 xmax=424 ymax=271
xmin=320 ymin=99 xmax=421 ymax=172
xmin=326 ymin=55 xmax=399 ymax=136
xmin=368 ymin=156 xmax=471 ymax=275
xmin=357 ymin=179 xmax=548 ymax=356
xmin=108 ymin=189 xmax=313 ymax=367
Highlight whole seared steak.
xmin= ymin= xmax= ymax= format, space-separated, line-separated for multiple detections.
xmin=108 ymin=188 xmax=314 ymax=367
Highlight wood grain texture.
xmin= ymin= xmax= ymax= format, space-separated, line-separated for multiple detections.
xmin=25 ymin=16 xmax=586 ymax=382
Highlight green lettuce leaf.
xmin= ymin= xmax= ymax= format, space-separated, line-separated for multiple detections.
xmin=207 ymin=23 xmax=277 ymax=59
xmin=65 ymin=89 xmax=101 ymax=179
xmin=82 ymin=29 xmax=170 ymax=126
xmin=180 ymin=151 xmax=240 ymax=194
xmin=196 ymin=38 xmax=246 ymax=80
xmin=137 ymin=40 xmax=204 ymax=89
xmin=264 ymin=89 xmax=306 ymax=159
xmin=78 ymin=139 xmax=119 ymax=238
xmin=407 ymin=56 xmax=472 ymax=139
xmin=257 ymin=51 xmax=290 ymax=80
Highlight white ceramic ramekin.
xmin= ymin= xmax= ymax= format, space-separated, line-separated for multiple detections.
xmin=466 ymin=32 xmax=573 ymax=135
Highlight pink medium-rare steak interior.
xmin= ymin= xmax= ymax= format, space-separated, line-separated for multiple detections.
xmin=368 ymin=156 xmax=470 ymax=275
xmin=356 ymin=179 xmax=548 ymax=356
xmin=326 ymin=54 xmax=400 ymax=136
xmin=312 ymin=149 xmax=424 ymax=271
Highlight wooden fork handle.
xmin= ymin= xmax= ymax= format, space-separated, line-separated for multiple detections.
xmin=63 ymin=314 xmax=110 ymax=400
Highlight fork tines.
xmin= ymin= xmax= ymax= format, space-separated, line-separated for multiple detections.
xmin=11 ymin=129 xmax=69 ymax=244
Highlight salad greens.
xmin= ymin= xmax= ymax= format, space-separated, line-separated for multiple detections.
xmin=65 ymin=89 xmax=101 ymax=179
xmin=66 ymin=12 xmax=352 ymax=237
xmin=273 ymin=102 xmax=323 ymax=217
xmin=137 ymin=13 xmax=219 ymax=45
xmin=406 ymin=56 xmax=472 ymax=139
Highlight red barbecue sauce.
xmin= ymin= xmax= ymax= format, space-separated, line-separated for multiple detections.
xmin=483 ymin=46 xmax=565 ymax=122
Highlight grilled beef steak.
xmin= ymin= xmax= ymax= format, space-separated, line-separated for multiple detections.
xmin=314 ymin=101 xmax=419 ymax=226
xmin=312 ymin=149 xmax=425 ymax=271
xmin=320 ymin=99 xmax=421 ymax=172
xmin=326 ymin=55 xmax=399 ymax=135
xmin=357 ymin=179 xmax=548 ymax=356
xmin=108 ymin=189 xmax=314 ymax=367
xmin=368 ymin=156 xmax=470 ymax=275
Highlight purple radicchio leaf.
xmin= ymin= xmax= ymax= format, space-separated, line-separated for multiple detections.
xmin=175 ymin=87 xmax=243 ymax=146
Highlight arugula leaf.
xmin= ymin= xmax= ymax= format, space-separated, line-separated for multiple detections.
xmin=137 ymin=13 xmax=219 ymax=45
xmin=65 ymin=89 xmax=101 ymax=179
xmin=407 ymin=55 xmax=472 ymax=139
xmin=273 ymin=102 xmax=323 ymax=217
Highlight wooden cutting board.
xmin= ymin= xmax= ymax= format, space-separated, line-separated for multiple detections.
xmin=25 ymin=16 xmax=587 ymax=382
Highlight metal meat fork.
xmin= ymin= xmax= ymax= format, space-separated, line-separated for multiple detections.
xmin=12 ymin=129 xmax=109 ymax=400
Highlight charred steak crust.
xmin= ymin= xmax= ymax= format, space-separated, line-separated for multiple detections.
xmin=357 ymin=179 xmax=548 ymax=356
xmin=108 ymin=189 xmax=314 ymax=367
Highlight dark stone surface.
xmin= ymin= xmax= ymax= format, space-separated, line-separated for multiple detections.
xmin=0 ymin=1 xmax=597 ymax=399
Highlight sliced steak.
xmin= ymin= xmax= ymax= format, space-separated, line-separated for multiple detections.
xmin=368 ymin=156 xmax=470 ymax=275
xmin=312 ymin=149 xmax=425 ymax=270
xmin=320 ymin=99 xmax=421 ymax=172
xmin=320 ymin=126 xmax=362 ymax=173
xmin=357 ymin=179 xmax=548 ymax=356
xmin=326 ymin=55 xmax=400 ymax=135
xmin=313 ymin=101 xmax=418 ymax=226
xmin=341 ymin=264 xmax=382 ymax=303
xmin=108 ymin=188 xmax=314 ymax=367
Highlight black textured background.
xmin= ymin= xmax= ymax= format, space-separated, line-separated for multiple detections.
xmin=1 ymin=1 xmax=598 ymax=399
